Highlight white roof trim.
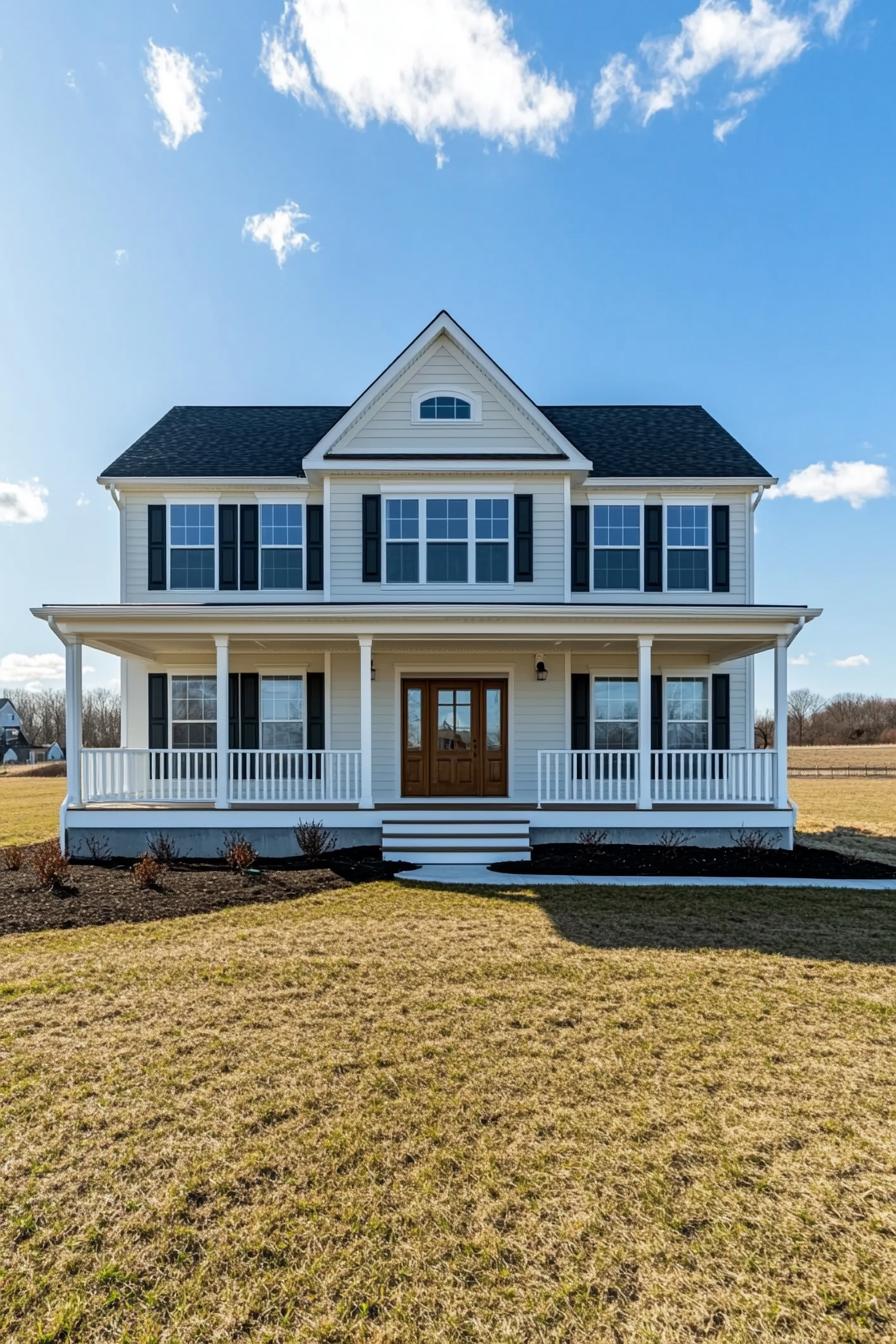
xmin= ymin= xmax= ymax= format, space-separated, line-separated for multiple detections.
xmin=300 ymin=311 xmax=593 ymax=473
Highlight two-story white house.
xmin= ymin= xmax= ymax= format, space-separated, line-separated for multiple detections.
xmin=35 ymin=313 xmax=819 ymax=861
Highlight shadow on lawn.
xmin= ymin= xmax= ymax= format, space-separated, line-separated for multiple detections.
xmin=798 ymin=826 xmax=896 ymax=868
xmin=403 ymin=878 xmax=896 ymax=964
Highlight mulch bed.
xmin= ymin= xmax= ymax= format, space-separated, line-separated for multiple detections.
xmin=492 ymin=841 xmax=896 ymax=880
xmin=0 ymin=847 xmax=410 ymax=938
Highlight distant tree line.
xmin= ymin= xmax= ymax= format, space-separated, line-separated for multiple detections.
xmin=755 ymin=690 xmax=896 ymax=748
xmin=1 ymin=687 xmax=120 ymax=749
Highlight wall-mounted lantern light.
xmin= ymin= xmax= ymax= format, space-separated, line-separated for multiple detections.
xmin=535 ymin=656 xmax=549 ymax=682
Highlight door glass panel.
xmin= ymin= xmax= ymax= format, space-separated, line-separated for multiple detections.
xmin=405 ymin=687 xmax=422 ymax=751
xmin=485 ymin=688 xmax=502 ymax=750
xmin=436 ymin=689 xmax=472 ymax=751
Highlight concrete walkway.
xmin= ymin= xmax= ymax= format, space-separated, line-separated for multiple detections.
xmin=398 ymin=865 xmax=896 ymax=891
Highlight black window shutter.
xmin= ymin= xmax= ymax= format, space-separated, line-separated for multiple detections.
xmin=570 ymin=505 xmax=590 ymax=592
xmin=148 ymin=673 xmax=168 ymax=748
xmin=240 ymin=505 xmax=259 ymax=591
xmin=650 ymin=675 xmax=663 ymax=750
xmin=240 ymin=673 xmax=259 ymax=749
xmin=148 ymin=505 xmax=166 ymax=591
xmin=570 ymin=673 xmax=590 ymax=749
xmin=712 ymin=674 xmax=730 ymax=750
xmin=712 ymin=505 xmax=730 ymax=593
xmin=219 ymin=505 xmax=238 ymax=591
xmin=514 ymin=494 xmax=534 ymax=583
xmin=306 ymin=504 xmax=324 ymax=591
xmin=228 ymin=673 xmax=240 ymax=749
xmin=362 ymin=495 xmax=381 ymax=582
xmin=307 ymin=672 xmax=325 ymax=749
xmin=644 ymin=506 xmax=663 ymax=593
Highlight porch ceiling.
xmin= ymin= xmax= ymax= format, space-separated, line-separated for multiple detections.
xmin=34 ymin=602 xmax=820 ymax=664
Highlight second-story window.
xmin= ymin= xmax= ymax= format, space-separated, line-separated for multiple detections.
xmin=261 ymin=503 xmax=303 ymax=589
xmin=170 ymin=504 xmax=215 ymax=589
xmin=426 ymin=499 xmax=468 ymax=582
xmin=386 ymin=499 xmax=420 ymax=582
xmin=383 ymin=497 xmax=512 ymax=584
xmin=419 ymin=395 xmax=471 ymax=420
xmin=593 ymin=504 xmax=641 ymax=591
xmin=666 ymin=505 xmax=709 ymax=590
xmin=474 ymin=499 xmax=509 ymax=582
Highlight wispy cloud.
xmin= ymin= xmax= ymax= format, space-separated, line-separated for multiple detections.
xmin=788 ymin=652 xmax=813 ymax=667
xmin=0 ymin=652 xmax=66 ymax=685
xmin=242 ymin=201 xmax=320 ymax=266
xmin=113 ymin=248 xmax=128 ymax=267
xmin=0 ymin=479 xmax=48 ymax=524
xmin=766 ymin=460 xmax=891 ymax=509
xmin=144 ymin=40 xmax=213 ymax=148
xmin=261 ymin=0 xmax=575 ymax=164
xmin=65 ymin=69 xmax=78 ymax=92
xmin=75 ymin=493 xmax=90 ymax=508
xmin=593 ymin=0 xmax=856 ymax=140
xmin=832 ymin=653 xmax=871 ymax=668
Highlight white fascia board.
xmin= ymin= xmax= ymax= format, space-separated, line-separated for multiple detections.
xmin=300 ymin=311 xmax=593 ymax=473
xmin=584 ymin=476 xmax=777 ymax=489
xmin=99 ymin=476 xmax=309 ymax=490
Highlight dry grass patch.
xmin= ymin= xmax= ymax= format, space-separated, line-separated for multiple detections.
xmin=2 ymin=880 xmax=896 ymax=1342
xmin=790 ymin=745 xmax=896 ymax=769
xmin=0 ymin=775 xmax=67 ymax=846
xmin=792 ymin=777 xmax=896 ymax=866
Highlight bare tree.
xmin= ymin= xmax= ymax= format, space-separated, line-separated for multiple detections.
xmin=1 ymin=687 xmax=120 ymax=749
xmin=787 ymin=688 xmax=826 ymax=747
xmin=754 ymin=712 xmax=774 ymax=749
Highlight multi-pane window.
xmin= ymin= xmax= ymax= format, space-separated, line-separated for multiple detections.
xmin=666 ymin=505 xmax=709 ymax=590
xmin=425 ymin=499 xmax=468 ymax=583
xmin=666 ymin=677 xmax=709 ymax=748
xmin=169 ymin=504 xmax=215 ymax=589
xmin=171 ymin=676 xmax=217 ymax=748
xmin=593 ymin=678 xmax=639 ymax=749
xmin=474 ymin=499 xmax=509 ymax=583
xmin=386 ymin=499 xmax=420 ymax=583
xmin=419 ymin=395 xmax=471 ymax=420
xmin=261 ymin=676 xmax=304 ymax=749
xmin=593 ymin=505 xmax=640 ymax=591
xmin=261 ymin=503 xmax=303 ymax=589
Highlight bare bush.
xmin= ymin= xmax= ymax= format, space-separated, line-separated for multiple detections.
xmin=82 ymin=834 xmax=112 ymax=864
xmin=146 ymin=832 xmax=186 ymax=866
xmin=730 ymin=828 xmax=777 ymax=853
xmin=578 ymin=829 xmax=609 ymax=859
xmin=221 ymin=833 xmax=259 ymax=873
xmin=657 ymin=829 xmax=695 ymax=849
xmin=131 ymin=853 xmax=162 ymax=890
xmin=294 ymin=820 xmax=337 ymax=863
xmin=1 ymin=845 xmax=24 ymax=872
xmin=30 ymin=841 xmax=70 ymax=891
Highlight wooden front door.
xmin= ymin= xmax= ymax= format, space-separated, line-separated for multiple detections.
xmin=401 ymin=679 xmax=508 ymax=798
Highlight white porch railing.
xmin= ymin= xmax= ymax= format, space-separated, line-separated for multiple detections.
xmin=228 ymin=750 xmax=361 ymax=804
xmin=81 ymin=748 xmax=217 ymax=803
xmin=537 ymin=750 xmax=639 ymax=804
xmin=537 ymin=749 xmax=778 ymax=806
xmin=650 ymin=750 xmax=777 ymax=804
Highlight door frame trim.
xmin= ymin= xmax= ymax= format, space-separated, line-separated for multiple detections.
xmin=393 ymin=662 xmax=516 ymax=801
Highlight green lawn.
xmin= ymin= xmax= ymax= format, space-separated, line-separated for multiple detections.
xmin=2 ymin=879 xmax=895 ymax=1342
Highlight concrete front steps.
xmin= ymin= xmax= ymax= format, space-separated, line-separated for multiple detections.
xmin=381 ymin=812 xmax=531 ymax=865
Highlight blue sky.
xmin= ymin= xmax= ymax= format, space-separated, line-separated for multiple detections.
xmin=1 ymin=0 xmax=893 ymax=712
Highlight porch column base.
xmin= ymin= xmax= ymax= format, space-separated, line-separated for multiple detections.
xmin=637 ymin=636 xmax=653 ymax=810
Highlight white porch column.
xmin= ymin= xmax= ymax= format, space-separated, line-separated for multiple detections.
xmin=637 ymin=637 xmax=653 ymax=810
xmin=215 ymin=636 xmax=230 ymax=810
xmin=774 ymin=635 xmax=789 ymax=809
xmin=64 ymin=638 xmax=83 ymax=808
xmin=358 ymin=636 xmax=374 ymax=809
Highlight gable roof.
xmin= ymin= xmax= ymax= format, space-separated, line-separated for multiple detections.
xmin=99 ymin=403 xmax=772 ymax=480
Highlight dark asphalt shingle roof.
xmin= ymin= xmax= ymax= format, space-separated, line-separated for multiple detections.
xmin=100 ymin=404 xmax=772 ymax=479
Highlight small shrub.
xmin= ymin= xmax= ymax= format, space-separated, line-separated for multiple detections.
xmin=82 ymin=833 xmax=112 ymax=864
xmin=146 ymin=832 xmax=186 ymax=866
xmin=221 ymin=833 xmax=259 ymax=872
xmin=30 ymin=841 xmax=70 ymax=891
xmin=578 ymin=829 xmax=609 ymax=858
xmin=131 ymin=853 xmax=162 ymax=890
xmin=294 ymin=820 xmax=337 ymax=863
xmin=657 ymin=829 xmax=695 ymax=850
xmin=1 ymin=845 xmax=24 ymax=872
xmin=730 ymin=827 xmax=776 ymax=853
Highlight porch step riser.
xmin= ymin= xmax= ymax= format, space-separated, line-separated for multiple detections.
xmin=382 ymin=815 xmax=530 ymax=865
xmin=388 ymin=850 xmax=527 ymax=866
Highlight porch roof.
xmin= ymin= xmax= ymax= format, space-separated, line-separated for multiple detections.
xmin=34 ymin=601 xmax=820 ymax=664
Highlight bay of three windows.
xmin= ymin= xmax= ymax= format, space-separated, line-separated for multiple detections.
xmin=386 ymin=497 xmax=509 ymax=584
xmin=593 ymin=503 xmax=710 ymax=592
xmin=171 ymin=675 xmax=304 ymax=748
xmin=169 ymin=503 xmax=303 ymax=591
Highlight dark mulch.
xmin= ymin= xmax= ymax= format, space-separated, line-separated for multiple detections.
xmin=492 ymin=841 xmax=896 ymax=880
xmin=0 ymin=847 xmax=411 ymax=937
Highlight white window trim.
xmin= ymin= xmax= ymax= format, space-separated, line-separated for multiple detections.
xmin=169 ymin=671 xmax=218 ymax=750
xmin=663 ymin=673 xmax=710 ymax=750
xmin=411 ymin=387 xmax=482 ymax=425
xmin=591 ymin=674 xmax=640 ymax=750
xmin=382 ymin=494 xmax=513 ymax=587
xmin=591 ymin=501 xmax=644 ymax=595
xmin=167 ymin=501 xmax=218 ymax=594
xmin=664 ymin=502 xmax=711 ymax=594
xmin=259 ymin=670 xmax=308 ymax=750
xmin=259 ymin=500 xmax=305 ymax=593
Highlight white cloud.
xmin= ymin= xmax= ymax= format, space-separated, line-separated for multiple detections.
xmin=75 ymin=493 xmax=90 ymax=508
xmin=65 ymin=69 xmax=78 ymax=92
xmin=766 ymin=460 xmax=892 ymax=509
xmin=144 ymin=40 xmax=213 ymax=149
xmin=788 ymin=652 xmax=813 ymax=667
xmin=113 ymin=248 xmax=128 ymax=267
xmin=260 ymin=0 xmax=575 ymax=161
xmin=0 ymin=479 xmax=48 ymax=524
xmin=832 ymin=654 xmax=871 ymax=668
xmin=0 ymin=653 xmax=66 ymax=685
xmin=593 ymin=0 xmax=855 ymax=139
xmin=242 ymin=201 xmax=319 ymax=266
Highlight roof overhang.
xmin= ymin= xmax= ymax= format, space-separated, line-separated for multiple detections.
xmin=34 ymin=602 xmax=820 ymax=664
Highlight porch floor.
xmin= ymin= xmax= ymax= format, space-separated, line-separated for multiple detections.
xmin=76 ymin=800 xmax=778 ymax=813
